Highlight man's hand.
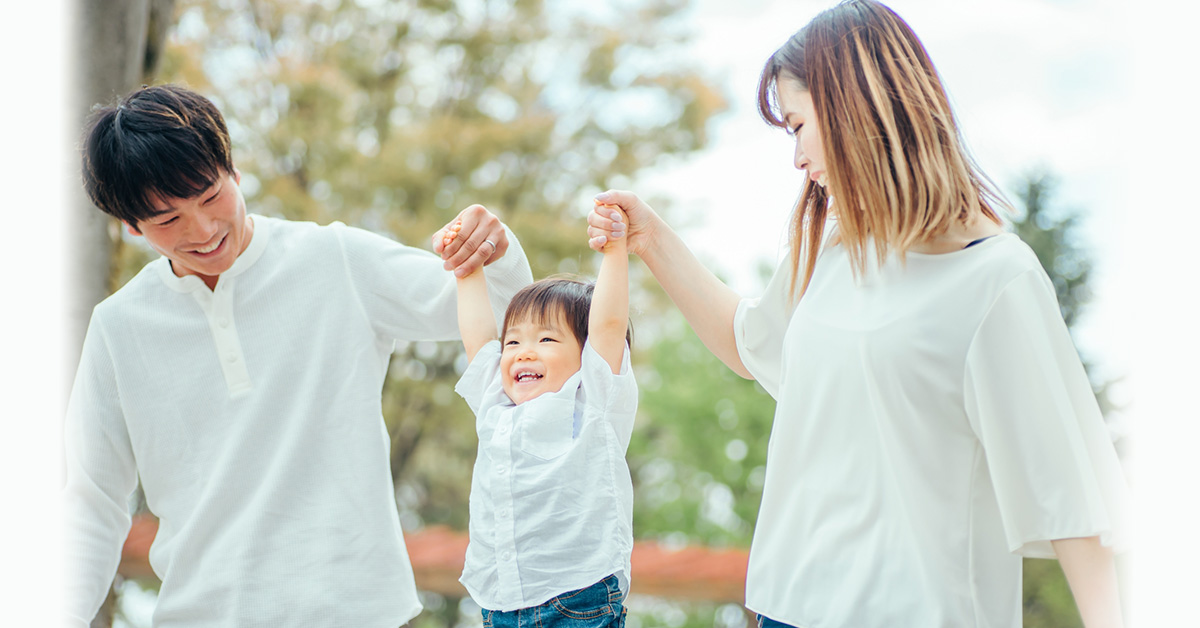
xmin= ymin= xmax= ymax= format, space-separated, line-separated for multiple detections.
xmin=432 ymin=204 xmax=509 ymax=277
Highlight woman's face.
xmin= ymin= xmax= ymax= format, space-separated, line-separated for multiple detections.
xmin=776 ymin=77 xmax=828 ymax=188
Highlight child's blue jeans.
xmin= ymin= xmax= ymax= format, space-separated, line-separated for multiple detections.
xmin=482 ymin=574 xmax=626 ymax=628
xmin=756 ymin=615 xmax=798 ymax=628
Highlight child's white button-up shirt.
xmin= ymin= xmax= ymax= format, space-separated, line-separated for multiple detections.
xmin=455 ymin=339 xmax=638 ymax=611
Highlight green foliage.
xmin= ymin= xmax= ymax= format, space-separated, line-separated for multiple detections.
xmin=1008 ymin=169 xmax=1120 ymax=420
xmin=630 ymin=308 xmax=773 ymax=547
xmin=1008 ymin=170 xmax=1091 ymax=330
xmin=1022 ymin=559 xmax=1083 ymax=628
xmin=1008 ymin=171 xmax=1114 ymax=628
xmin=112 ymin=2 xmax=1110 ymax=625
xmin=149 ymin=0 xmax=728 ymax=542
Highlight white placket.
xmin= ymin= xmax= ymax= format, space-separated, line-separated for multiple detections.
xmin=490 ymin=405 xmax=523 ymax=604
xmin=192 ymin=278 xmax=253 ymax=398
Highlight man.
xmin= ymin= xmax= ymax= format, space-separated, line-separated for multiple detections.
xmin=65 ymin=84 xmax=532 ymax=626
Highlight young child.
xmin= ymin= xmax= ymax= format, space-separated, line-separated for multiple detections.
xmin=445 ymin=202 xmax=636 ymax=626
xmin=64 ymin=83 xmax=534 ymax=627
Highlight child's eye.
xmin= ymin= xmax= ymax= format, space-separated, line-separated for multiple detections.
xmin=157 ymin=216 xmax=178 ymax=226
xmin=504 ymin=340 xmax=518 ymax=346
xmin=539 ymin=337 xmax=557 ymax=343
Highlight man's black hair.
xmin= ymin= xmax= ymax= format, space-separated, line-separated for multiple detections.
xmin=81 ymin=84 xmax=234 ymax=229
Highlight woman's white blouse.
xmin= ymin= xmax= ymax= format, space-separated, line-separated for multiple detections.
xmin=734 ymin=232 xmax=1129 ymax=628
xmin=455 ymin=339 xmax=638 ymax=611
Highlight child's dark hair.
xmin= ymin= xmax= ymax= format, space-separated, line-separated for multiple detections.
xmin=502 ymin=278 xmax=633 ymax=350
xmin=81 ymin=84 xmax=235 ymax=230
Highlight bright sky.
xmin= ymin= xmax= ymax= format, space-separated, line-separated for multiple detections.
xmin=4 ymin=0 xmax=1196 ymax=625
xmin=641 ymin=0 xmax=1133 ymax=379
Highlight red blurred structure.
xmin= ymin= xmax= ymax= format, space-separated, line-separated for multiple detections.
xmin=117 ymin=514 xmax=748 ymax=601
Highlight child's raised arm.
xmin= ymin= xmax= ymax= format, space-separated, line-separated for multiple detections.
xmin=589 ymin=202 xmax=630 ymax=374
xmin=443 ymin=221 xmax=498 ymax=361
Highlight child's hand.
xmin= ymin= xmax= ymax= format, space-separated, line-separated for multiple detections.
xmin=590 ymin=200 xmax=627 ymax=252
xmin=587 ymin=190 xmax=657 ymax=257
xmin=432 ymin=204 xmax=509 ymax=277
xmin=440 ymin=220 xmax=463 ymax=251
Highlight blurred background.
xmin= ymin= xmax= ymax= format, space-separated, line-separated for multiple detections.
xmin=11 ymin=0 xmax=1197 ymax=626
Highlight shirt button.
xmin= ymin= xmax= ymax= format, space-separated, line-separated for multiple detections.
xmin=498 ymin=509 xmax=509 ymax=518
xmin=226 ymin=354 xmax=237 ymax=363
xmin=501 ymin=551 xmax=512 ymax=561
xmin=218 ymin=318 xmax=230 ymax=328
xmin=497 ymin=425 xmax=509 ymax=435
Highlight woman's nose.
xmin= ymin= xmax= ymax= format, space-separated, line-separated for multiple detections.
xmin=794 ymin=141 xmax=807 ymax=171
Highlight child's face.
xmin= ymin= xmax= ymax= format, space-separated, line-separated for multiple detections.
xmin=500 ymin=311 xmax=583 ymax=405
xmin=126 ymin=169 xmax=252 ymax=288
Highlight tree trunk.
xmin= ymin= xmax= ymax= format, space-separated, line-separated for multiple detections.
xmin=68 ymin=0 xmax=150 ymax=379
xmin=70 ymin=2 xmax=176 ymax=625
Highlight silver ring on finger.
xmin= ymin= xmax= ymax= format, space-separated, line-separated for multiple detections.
xmin=482 ymin=239 xmax=497 ymax=254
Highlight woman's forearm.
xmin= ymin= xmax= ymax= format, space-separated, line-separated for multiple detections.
xmin=1052 ymin=536 xmax=1124 ymax=628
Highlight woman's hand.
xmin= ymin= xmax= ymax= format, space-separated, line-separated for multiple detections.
xmin=587 ymin=190 xmax=659 ymax=258
xmin=433 ymin=204 xmax=509 ymax=277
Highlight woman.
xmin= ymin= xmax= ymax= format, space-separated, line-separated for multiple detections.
xmin=586 ymin=1 xmax=1128 ymax=627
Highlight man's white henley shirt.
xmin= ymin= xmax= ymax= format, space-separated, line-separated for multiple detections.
xmin=63 ymin=215 xmax=533 ymax=627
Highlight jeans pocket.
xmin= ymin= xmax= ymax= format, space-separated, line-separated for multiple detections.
xmin=549 ymin=579 xmax=615 ymax=622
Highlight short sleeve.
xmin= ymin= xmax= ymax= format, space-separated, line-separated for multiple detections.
xmin=733 ymin=255 xmax=796 ymax=400
xmin=580 ymin=339 xmax=638 ymax=448
xmin=454 ymin=340 xmax=506 ymax=415
xmin=964 ymin=269 xmax=1130 ymax=558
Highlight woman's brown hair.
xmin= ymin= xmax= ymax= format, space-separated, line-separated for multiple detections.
xmin=757 ymin=0 xmax=1007 ymax=300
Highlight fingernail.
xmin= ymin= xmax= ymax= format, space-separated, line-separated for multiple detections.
xmin=594 ymin=192 xmax=611 ymax=202
xmin=610 ymin=211 xmax=621 ymax=221
xmin=612 ymin=231 xmax=625 ymax=239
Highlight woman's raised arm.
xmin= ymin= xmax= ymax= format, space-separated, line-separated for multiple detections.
xmin=587 ymin=190 xmax=751 ymax=379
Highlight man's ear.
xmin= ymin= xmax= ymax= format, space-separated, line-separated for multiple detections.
xmin=233 ymin=167 xmax=241 ymax=185
xmin=124 ymin=221 xmax=142 ymax=236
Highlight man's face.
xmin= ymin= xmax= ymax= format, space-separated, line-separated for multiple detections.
xmin=127 ymin=169 xmax=252 ymax=290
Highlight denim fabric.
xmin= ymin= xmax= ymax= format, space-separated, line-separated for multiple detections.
xmin=482 ymin=575 xmax=626 ymax=628
xmin=756 ymin=614 xmax=799 ymax=628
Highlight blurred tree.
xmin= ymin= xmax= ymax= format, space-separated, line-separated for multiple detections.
xmin=151 ymin=0 xmax=726 ymax=535
xmin=71 ymin=3 xmax=178 ymax=626
xmin=1010 ymin=169 xmax=1119 ymax=420
xmin=100 ymin=0 xmax=727 ymax=624
xmin=1010 ymin=169 xmax=1123 ymax=628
